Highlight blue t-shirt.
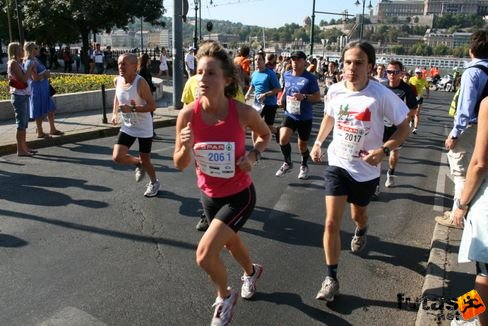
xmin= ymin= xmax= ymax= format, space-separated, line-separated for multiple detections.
xmin=251 ymin=68 xmax=281 ymax=106
xmin=283 ymin=70 xmax=320 ymax=121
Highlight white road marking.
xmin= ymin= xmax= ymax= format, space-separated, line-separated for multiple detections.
xmin=38 ymin=307 xmax=106 ymax=326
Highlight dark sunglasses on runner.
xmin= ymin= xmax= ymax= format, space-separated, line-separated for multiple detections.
xmin=386 ymin=70 xmax=400 ymax=75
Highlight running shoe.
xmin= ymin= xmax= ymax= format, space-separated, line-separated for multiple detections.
xmin=385 ymin=172 xmax=395 ymax=188
xmin=435 ymin=211 xmax=463 ymax=229
xmin=412 ymin=128 xmax=418 ymax=135
xmin=275 ymin=162 xmax=293 ymax=177
xmin=211 ymin=288 xmax=238 ymax=326
xmin=144 ymin=180 xmax=160 ymax=197
xmin=351 ymin=227 xmax=367 ymax=253
xmin=316 ymin=276 xmax=339 ymax=302
xmin=196 ymin=213 xmax=209 ymax=231
xmin=135 ymin=164 xmax=145 ymax=182
xmin=298 ymin=165 xmax=309 ymax=180
xmin=241 ymin=264 xmax=264 ymax=299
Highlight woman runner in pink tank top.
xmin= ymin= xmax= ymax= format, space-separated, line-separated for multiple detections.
xmin=173 ymin=41 xmax=270 ymax=326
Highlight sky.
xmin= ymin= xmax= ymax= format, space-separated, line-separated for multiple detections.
xmin=165 ymin=0 xmax=379 ymax=29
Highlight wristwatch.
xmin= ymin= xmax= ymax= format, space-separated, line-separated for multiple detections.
xmin=381 ymin=146 xmax=391 ymax=156
xmin=454 ymin=199 xmax=469 ymax=210
xmin=131 ymin=105 xmax=137 ymax=112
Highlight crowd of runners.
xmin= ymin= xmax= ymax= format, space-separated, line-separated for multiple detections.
xmin=7 ymin=29 xmax=488 ymax=326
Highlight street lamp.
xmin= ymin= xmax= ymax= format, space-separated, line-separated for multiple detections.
xmin=354 ymin=0 xmax=373 ymax=41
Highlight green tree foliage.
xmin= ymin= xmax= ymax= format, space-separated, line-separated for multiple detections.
xmin=434 ymin=14 xmax=485 ymax=29
xmin=433 ymin=44 xmax=449 ymax=56
xmin=20 ymin=0 xmax=165 ymax=72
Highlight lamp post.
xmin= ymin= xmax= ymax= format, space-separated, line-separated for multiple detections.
xmin=354 ymin=0 xmax=373 ymax=41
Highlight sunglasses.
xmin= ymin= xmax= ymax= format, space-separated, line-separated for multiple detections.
xmin=386 ymin=70 xmax=400 ymax=75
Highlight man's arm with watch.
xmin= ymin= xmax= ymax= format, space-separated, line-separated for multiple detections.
xmin=362 ymin=118 xmax=410 ymax=166
xmin=300 ymin=90 xmax=321 ymax=103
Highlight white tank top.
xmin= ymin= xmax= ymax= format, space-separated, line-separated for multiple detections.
xmin=116 ymin=75 xmax=153 ymax=138
xmin=7 ymin=60 xmax=31 ymax=96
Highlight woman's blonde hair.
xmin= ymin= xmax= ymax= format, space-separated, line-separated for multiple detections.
xmin=23 ymin=42 xmax=38 ymax=59
xmin=7 ymin=42 xmax=22 ymax=61
xmin=196 ymin=40 xmax=239 ymax=98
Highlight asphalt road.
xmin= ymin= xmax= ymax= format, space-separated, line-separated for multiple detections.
xmin=0 ymin=90 xmax=455 ymax=325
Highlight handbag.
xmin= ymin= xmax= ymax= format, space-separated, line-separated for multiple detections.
xmin=49 ymin=83 xmax=57 ymax=96
xmin=8 ymin=78 xmax=28 ymax=90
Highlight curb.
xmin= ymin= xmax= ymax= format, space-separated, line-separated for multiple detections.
xmin=416 ymin=223 xmax=449 ymax=326
xmin=0 ymin=117 xmax=177 ymax=157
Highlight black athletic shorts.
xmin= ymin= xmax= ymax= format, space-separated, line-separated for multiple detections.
xmin=116 ymin=131 xmax=153 ymax=153
xmin=200 ymin=184 xmax=256 ymax=233
xmin=261 ymin=104 xmax=278 ymax=126
xmin=281 ymin=116 xmax=313 ymax=141
xmin=324 ymin=166 xmax=379 ymax=207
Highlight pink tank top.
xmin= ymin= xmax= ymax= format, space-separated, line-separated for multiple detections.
xmin=192 ymin=98 xmax=252 ymax=198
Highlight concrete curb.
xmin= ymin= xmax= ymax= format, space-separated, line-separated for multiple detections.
xmin=416 ymin=223 xmax=449 ymax=326
xmin=0 ymin=116 xmax=177 ymax=157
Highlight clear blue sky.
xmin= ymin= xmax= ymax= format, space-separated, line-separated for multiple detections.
xmin=165 ymin=0 xmax=378 ymax=28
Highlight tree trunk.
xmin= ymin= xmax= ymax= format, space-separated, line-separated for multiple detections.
xmin=80 ymin=28 xmax=90 ymax=74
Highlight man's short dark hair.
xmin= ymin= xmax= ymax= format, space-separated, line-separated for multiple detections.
xmin=470 ymin=30 xmax=488 ymax=59
xmin=342 ymin=41 xmax=376 ymax=65
xmin=388 ymin=60 xmax=404 ymax=71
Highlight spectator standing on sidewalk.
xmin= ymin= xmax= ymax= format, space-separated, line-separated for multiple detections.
xmin=24 ymin=42 xmax=63 ymax=138
xmin=275 ymin=50 xmax=321 ymax=180
xmin=7 ymin=42 xmax=35 ymax=156
xmin=184 ymin=47 xmax=196 ymax=77
xmin=92 ymin=43 xmax=104 ymax=74
xmin=436 ymin=30 xmax=488 ymax=228
xmin=111 ymin=53 xmax=160 ymax=197
xmin=310 ymin=41 xmax=410 ymax=302
xmin=157 ymin=47 xmax=169 ymax=78
xmin=453 ymin=96 xmax=488 ymax=326
xmin=173 ymin=40 xmax=270 ymax=326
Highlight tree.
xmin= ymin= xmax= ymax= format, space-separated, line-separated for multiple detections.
xmin=390 ymin=45 xmax=405 ymax=55
xmin=433 ymin=44 xmax=449 ymax=56
xmin=22 ymin=0 xmax=165 ymax=72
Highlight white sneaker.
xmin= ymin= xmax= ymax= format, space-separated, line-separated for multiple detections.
xmin=298 ymin=165 xmax=309 ymax=179
xmin=211 ymin=288 xmax=238 ymax=326
xmin=144 ymin=180 xmax=160 ymax=197
xmin=241 ymin=264 xmax=264 ymax=299
xmin=135 ymin=164 xmax=145 ymax=182
xmin=412 ymin=128 xmax=418 ymax=135
xmin=316 ymin=276 xmax=339 ymax=302
xmin=275 ymin=162 xmax=293 ymax=177
xmin=385 ymin=172 xmax=395 ymax=188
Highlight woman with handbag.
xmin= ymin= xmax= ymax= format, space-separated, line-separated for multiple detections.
xmin=24 ymin=42 xmax=63 ymax=138
xmin=8 ymin=42 xmax=35 ymax=156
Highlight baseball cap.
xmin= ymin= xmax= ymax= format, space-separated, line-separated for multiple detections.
xmin=415 ymin=68 xmax=422 ymax=73
xmin=290 ymin=51 xmax=307 ymax=60
xmin=188 ymin=46 xmax=195 ymax=51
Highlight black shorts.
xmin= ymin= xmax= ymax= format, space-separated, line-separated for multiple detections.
xmin=260 ymin=104 xmax=278 ymax=126
xmin=116 ymin=132 xmax=153 ymax=153
xmin=324 ymin=166 xmax=379 ymax=207
xmin=383 ymin=126 xmax=403 ymax=150
xmin=281 ymin=116 xmax=313 ymax=141
xmin=200 ymin=184 xmax=256 ymax=233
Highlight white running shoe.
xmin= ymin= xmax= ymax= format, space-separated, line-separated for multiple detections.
xmin=275 ymin=162 xmax=293 ymax=177
xmin=298 ymin=165 xmax=309 ymax=180
xmin=211 ymin=288 xmax=238 ymax=326
xmin=241 ymin=264 xmax=264 ymax=299
xmin=316 ymin=276 xmax=339 ymax=302
xmin=385 ymin=172 xmax=395 ymax=188
xmin=144 ymin=180 xmax=160 ymax=197
xmin=135 ymin=164 xmax=145 ymax=182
